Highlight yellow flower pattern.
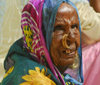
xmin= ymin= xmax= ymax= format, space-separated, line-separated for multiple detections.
xmin=65 ymin=82 xmax=75 ymax=85
xmin=62 ymin=74 xmax=75 ymax=85
xmin=4 ymin=66 xmax=14 ymax=78
xmin=23 ymin=25 xmax=34 ymax=52
xmin=20 ymin=67 xmax=56 ymax=85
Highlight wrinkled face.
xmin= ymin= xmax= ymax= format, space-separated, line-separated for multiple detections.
xmin=50 ymin=3 xmax=80 ymax=73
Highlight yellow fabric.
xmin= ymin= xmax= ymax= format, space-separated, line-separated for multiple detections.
xmin=23 ymin=25 xmax=34 ymax=52
xmin=4 ymin=66 xmax=14 ymax=78
xmin=20 ymin=67 xmax=56 ymax=85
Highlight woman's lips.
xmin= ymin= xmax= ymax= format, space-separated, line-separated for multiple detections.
xmin=69 ymin=51 xmax=75 ymax=55
xmin=62 ymin=50 xmax=76 ymax=58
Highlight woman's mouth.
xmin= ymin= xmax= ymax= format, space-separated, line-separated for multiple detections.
xmin=62 ymin=50 xmax=76 ymax=58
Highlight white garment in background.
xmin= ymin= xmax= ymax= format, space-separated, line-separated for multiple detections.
xmin=71 ymin=0 xmax=100 ymax=40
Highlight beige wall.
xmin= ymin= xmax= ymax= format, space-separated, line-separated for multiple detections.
xmin=0 ymin=0 xmax=28 ymax=82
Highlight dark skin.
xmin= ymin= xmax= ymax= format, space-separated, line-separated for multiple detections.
xmin=50 ymin=3 xmax=80 ymax=73
xmin=90 ymin=0 xmax=100 ymax=13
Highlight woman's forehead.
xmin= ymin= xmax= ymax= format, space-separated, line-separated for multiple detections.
xmin=58 ymin=3 xmax=75 ymax=12
xmin=56 ymin=3 xmax=78 ymax=17
xmin=55 ymin=3 xmax=79 ymax=25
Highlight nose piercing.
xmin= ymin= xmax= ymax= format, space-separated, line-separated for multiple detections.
xmin=62 ymin=34 xmax=70 ymax=49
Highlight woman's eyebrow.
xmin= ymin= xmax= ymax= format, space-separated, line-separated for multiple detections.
xmin=54 ymin=23 xmax=66 ymax=27
xmin=54 ymin=18 xmax=67 ymax=26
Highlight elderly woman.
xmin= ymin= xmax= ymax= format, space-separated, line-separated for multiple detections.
xmin=1 ymin=0 xmax=83 ymax=85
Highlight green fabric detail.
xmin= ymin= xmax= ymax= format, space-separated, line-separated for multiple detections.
xmin=1 ymin=38 xmax=61 ymax=85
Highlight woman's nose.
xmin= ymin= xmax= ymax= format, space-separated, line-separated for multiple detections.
xmin=62 ymin=33 xmax=76 ymax=50
xmin=69 ymin=29 xmax=76 ymax=40
xmin=69 ymin=28 xmax=80 ymax=48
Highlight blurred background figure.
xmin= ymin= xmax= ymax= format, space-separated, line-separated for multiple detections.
xmin=71 ymin=0 xmax=100 ymax=85
xmin=0 ymin=0 xmax=28 ymax=82
xmin=90 ymin=0 xmax=100 ymax=13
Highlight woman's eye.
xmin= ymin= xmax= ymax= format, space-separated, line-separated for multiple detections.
xmin=71 ymin=24 xmax=78 ymax=29
xmin=54 ymin=25 xmax=65 ymax=35
xmin=54 ymin=25 xmax=65 ymax=32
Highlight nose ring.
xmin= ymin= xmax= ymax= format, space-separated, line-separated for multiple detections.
xmin=62 ymin=34 xmax=70 ymax=49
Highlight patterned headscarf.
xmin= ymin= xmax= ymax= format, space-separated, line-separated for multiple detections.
xmin=21 ymin=0 xmax=83 ymax=84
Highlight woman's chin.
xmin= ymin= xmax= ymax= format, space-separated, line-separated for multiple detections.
xmin=56 ymin=57 xmax=79 ymax=72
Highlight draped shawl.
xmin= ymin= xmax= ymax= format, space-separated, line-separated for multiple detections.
xmin=2 ymin=0 xmax=83 ymax=85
